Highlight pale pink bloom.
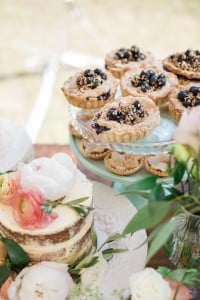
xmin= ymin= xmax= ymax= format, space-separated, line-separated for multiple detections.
xmin=0 ymin=172 xmax=20 ymax=205
xmin=173 ymin=106 xmax=200 ymax=156
xmin=13 ymin=189 xmax=57 ymax=229
xmin=8 ymin=261 xmax=74 ymax=300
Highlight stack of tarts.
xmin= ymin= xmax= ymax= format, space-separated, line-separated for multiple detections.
xmin=62 ymin=45 xmax=200 ymax=178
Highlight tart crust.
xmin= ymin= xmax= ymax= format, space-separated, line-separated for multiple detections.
xmin=168 ymin=83 xmax=200 ymax=122
xmin=91 ymin=96 xmax=160 ymax=143
xmin=120 ymin=66 xmax=178 ymax=107
xmin=143 ymin=153 xmax=174 ymax=177
xmin=79 ymin=139 xmax=109 ymax=159
xmin=62 ymin=69 xmax=118 ymax=109
xmin=105 ymin=45 xmax=154 ymax=78
xmin=104 ymin=151 xmax=143 ymax=175
xmin=163 ymin=50 xmax=200 ymax=79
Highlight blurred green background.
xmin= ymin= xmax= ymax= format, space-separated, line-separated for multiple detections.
xmin=0 ymin=0 xmax=200 ymax=144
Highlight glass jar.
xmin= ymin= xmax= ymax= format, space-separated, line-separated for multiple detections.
xmin=165 ymin=208 xmax=200 ymax=269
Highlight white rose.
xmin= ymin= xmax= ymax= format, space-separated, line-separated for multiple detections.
xmin=8 ymin=261 xmax=74 ymax=300
xmin=18 ymin=152 xmax=77 ymax=201
xmin=129 ymin=268 xmax=172 ymax=300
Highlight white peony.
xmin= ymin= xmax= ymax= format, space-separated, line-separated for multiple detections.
xmin=129 ymin=268 xmax=172 ymax=300
xmin=18 ymin=152 xmax=77 ymax=201
xmin=8 ymin=261 xmax=74 ymax=300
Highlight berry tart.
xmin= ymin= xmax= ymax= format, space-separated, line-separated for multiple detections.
xmin=105 ymin=45 xmax=154 ymax=78
xmin=62 ymin=68 xmax=118 ymax=109
xmin=91 ymin=96 xmax=160 ymax=143
xmin=143 ymin=153 xmax=174 ymax=177
xmin=79 ymin=138 xmax=109 ymax=160
xmin=168 ymin=84 xmax=200 ymax=122
xmin=104 ymin=151 xmax=143 ymax=176
xmin=120 ymin=66 xmax=178 ymax=107
xmin=163 ymin=49 xmax=200 ymax=79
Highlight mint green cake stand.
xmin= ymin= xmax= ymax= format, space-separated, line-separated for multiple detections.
xmin=70 ymin=135 xmax=173 ymax=209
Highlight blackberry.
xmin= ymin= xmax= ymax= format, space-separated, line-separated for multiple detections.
xmin=178 ymin=90 xmax=188 ymax=102
xmin=189 ymin=86 xmax=200 ymax=96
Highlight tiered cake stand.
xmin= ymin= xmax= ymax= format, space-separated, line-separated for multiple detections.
xmin=68 ymin=101 xmax=176 ymax=209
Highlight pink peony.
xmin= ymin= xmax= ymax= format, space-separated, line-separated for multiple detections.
xmin=173 ymin=106 xmax=200 ymax=156
xmin=13 ymin=189 xmax=57 ymax=229
xmin=0 ymin=173 xmax=20 ymax=205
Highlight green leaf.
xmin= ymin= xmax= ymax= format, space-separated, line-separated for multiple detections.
xmin=102 ymin=248 xmax=127 ymax=255
xmin=123 ymin=201 xmax=172 ymax=235
xmin=67 ymin=197 xmax=89 ymax=206
xmin=98 ymin=233 xmax=126 ymax=250
xmin=0 ymin=263 xmax=11 ymax=287
xmin=146 ymin=218 xmax=177 ymax=262
xmin=90 ymin=229 xmax=97 ymax=249
xmin=149 ymin=183 xmax=165 ymax=201
xmin=173 ymin=162 xmax=186 ymax=184
xmin=3 ymin=238 xmax=29 ymax=270
xmin=120 ymin=176 xmax=157 ymax=193
xmin=73 ymin=253 xmax=99 ymax=270
xmin=72 ymin=206 xmax=87 ymax=217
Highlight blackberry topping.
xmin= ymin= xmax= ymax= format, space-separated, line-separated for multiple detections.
xmin=131 ymin=69 xmax=166 ymax=92
xmin=97 ymin=90 xmax=111 ymax=100
xmin=106 ymin=101 xmax=147 ymax=125
xmin=77 ymin=69 xmax=107 ymax=89
xmin=91 ymin=123 xmax=110 ymax=135
xmin=177 ymin=86 xmax=200 ymax=108
xmin=169 ymin=49 xmax=200 ymax=72
xmin=114 ymin=45 xmax=146 ymax=63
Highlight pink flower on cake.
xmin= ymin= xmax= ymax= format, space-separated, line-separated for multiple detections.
xmin=13 ymin=189 xmax=57 ymax=229
xmin=0 ymin=172 xmax=20 ymax=205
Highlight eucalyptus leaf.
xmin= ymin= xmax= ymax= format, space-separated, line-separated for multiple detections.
xmin=98 ymin=233 xmax=126 ymax=250
xmin=123 ymin=201 xmax=172 ymax=235
xmin=67 ymin=197 xmax=89 ymax=206
xmin=73 ymin=253 xmax=98 ymax=270
xmin=3 ymin=238 xmax=29 ymax=269
xmin=90 ymin=228 xmax=97 ymax=249
xmin=0 ymin=263 xmax=11 ymax=286
xmin=102 ymin=248 xmax=127 ymax=255
xmin=146 ymin=218 xmax=177 ymax=262
xmin=72 ymin=206 xmax=87 ymax=217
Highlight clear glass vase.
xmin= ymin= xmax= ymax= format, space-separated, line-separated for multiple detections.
xmin=165 ymin=208 xmax=200 ymax=269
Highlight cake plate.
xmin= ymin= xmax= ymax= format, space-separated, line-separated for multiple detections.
xmin=92 ymin=181 xmax=147 ymax=300
xmin=70 ymin=134 xmax=173 ymax=209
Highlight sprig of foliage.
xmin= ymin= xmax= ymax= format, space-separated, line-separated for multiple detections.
xmin=69 ymin=283 xmax=103 ymax=300
xmin=41 ymin=196 xmax=94 ymax=218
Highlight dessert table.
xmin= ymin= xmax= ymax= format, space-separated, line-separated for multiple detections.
xmin=34 ymin=143 xmax=174 ymax=270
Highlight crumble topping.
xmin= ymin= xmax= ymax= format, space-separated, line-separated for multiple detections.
xmin=91 ymin=100 xmax=148 ymax=134
xmin=114 ymin=45 xmax=146 ymax=64
xmin=77 ymin=68 xmax=107 ymax=90
xmin=130 ymin=70 xmax=166 ymax=92
xmin=177 ymin=86 xmax=200 ymax=108
xmin=169 ymin=49 xmax=200 ymax=72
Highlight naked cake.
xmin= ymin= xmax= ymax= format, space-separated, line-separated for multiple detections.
xmin=0 ymin=153 xmax=93 ymax=265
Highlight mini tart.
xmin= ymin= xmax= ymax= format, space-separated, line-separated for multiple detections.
xmin=62 ymin=68 xmax=118 ymax=109
xmin=105 ymin=45 xmax=154 ymax=78
xmin=91 ymin=96 xmax=160 ymax=143
xmin=168 ymin=84 xmax=200 ymax=122
xmin=120 ymin=66 xmax=178 ymax=107
xmin=79 ymin=138 xmax=109 ymax=159
xmin=104 ymin=151 xmax=143 ymax=175
xmin=69 ymin=123 xmax=83 ymax=138
xmin=163 ymin=49 xmax=200 ymax=79
xmin=143 ymin=153 xmax=174 ymax=177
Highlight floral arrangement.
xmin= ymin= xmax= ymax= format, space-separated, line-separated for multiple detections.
xmin=122 ymin=106 xmax=200 ymax=264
